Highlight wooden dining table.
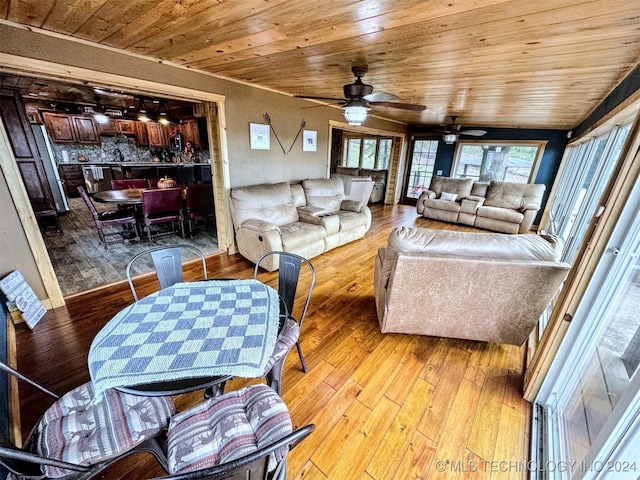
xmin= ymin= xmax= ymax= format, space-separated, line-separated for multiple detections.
xmin=93 ymin=188 xmax=145 ymax=205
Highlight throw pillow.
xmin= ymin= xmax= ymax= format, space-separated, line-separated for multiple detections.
xmin=440 ymin=191 xmax=458 ymax=202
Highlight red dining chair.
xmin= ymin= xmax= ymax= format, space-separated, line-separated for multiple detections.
xmin=184 ymin=184 xmax=214 ymax=237
xmin=111 ymin=179 xmax=149 ymax=190
xmin=141 ymin=188 xmax=185 ymax=243
xmin=77 ymin=186 xmax=140 ymax=248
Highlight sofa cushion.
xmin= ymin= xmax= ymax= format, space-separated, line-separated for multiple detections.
xmin=422 ymin=198 xmax=461 ymax=213
xmin=484 ymin=181 xmax=545 ymax=211
xmin=280 ymin=221 xmax=327 ymax=250
xmin=476 ymin=205 xmax=525 ymax=223
xmin=428 ymin=176 xmax=474 ymax=200
xmin=302 ymin=178 xmax=345 ymax=213
xmin=439 ymin=191 xmax=458 ymax=202
xmin=335 ymin=166 xmax=360 ymax=176
xmin=231 ymin=182 xmax=299 ymax=227
xmin=388 ymin=226 xmax=563 ymax=262
xmin=470 ymin=182 xmax=489 ymax=197
xmin=335 ymin=210 xmax=368 ymax=231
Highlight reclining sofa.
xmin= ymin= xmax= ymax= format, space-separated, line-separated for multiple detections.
xmin=230 ymin=177 xmax=371 ymax=270
xmin=331 ymin=166 xmax=388 ymax=203
xmin=374 ymin=227 xmax=570 ymax=345
xmin=416 ymin=176 xmax=545 ymax=234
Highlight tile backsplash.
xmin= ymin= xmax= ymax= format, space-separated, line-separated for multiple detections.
xmin=51 ymin=137 xmax=210 ymax=165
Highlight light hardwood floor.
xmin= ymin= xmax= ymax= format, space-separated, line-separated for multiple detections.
xmin=15 ymin=204 xmax=531 ymax=479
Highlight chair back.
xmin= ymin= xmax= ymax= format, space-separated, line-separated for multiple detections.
xmin=254 ymin=252 xmax=315 ymax=329
xmin=111 ymin=179 xmax=149 ymax=190
xmin=142 ymin=188 xmax=183 ymax=217
xmin=151 ymin=424 xmax=315 ymax=480
xmin=126 ymin=245 xmax=208 ymax=301
xmin=77 ymin=186 xmax=100 ymax=220
xmin=185 ymin=184 xmax=213 ymax=212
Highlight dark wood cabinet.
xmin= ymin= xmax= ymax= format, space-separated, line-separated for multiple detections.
xmin=135 ymin=121 xmax=149 ymax=146
xmin=42 ymin=111 xmax=100 ymax=144
xmin=72 ymin=116 xmax=100 ymax=144
xmin=0 ymin=88 xmax=56 ymax=209
xmin=58 ymin=164 xmax=84 ymax=197
xmin=181 ymin=119 xmax=201 ymax=149
xmin=41 ymin=112 xmax=75 ymax=143
xmin=147 ymin=122 xmax=169 ymax=147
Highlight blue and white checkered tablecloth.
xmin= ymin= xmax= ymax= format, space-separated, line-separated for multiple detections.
xmin=88 ymin=279 xmax=280 ymax=400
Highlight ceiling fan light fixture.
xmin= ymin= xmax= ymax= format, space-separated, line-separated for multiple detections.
xmin=443 ymin=133 xmax=459 ymax=144
xmin=343 ymin=105 xmax=369 ymax=126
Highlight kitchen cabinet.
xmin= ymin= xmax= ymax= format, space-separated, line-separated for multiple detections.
xmin=41 ymin=111 xmax=100 ymax=145
xmin=72 ymin=116 xmax=100 ymax=144
xmin=147 ymin=122 xmax=169 ymax=147
xmin=58 ymin=164 xmax=84 ymax=197
xmin=135 ymin=121 xmax=149 ymax=146
xmin=181 ymin=118 xmax=201 ymax=149
xmin=97 ymin=118 xmax=136 ymax=136
xmin=0 ymin=88 xmax=56 ymax=209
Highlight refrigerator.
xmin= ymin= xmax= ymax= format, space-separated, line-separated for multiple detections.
xmin=31 ymin=124 xmax=69 ymax=213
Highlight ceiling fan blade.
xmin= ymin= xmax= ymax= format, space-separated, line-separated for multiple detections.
xmin=294 ymin=95 xmax=346 ymax=102
xmin=460 ymin=129 xmax=487 ymax=136
xmin=370 ymin=101 xmax=426 ymax=111
xmin=363 ymin=91 xmax=400 ymax=102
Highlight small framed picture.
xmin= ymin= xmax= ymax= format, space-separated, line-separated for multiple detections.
xmin=303 ymin=130 xmax=317 ymax=152
xmin=250 ymin=123 xmax=270 ymax=150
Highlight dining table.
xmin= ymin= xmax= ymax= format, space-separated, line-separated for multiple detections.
xmin=87 ymin=279 xmax=281 ymax=399
xmin=93 ymin=188 xmax=145 ymax=205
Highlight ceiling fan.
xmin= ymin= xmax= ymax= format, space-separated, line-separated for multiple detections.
xmin=436 ymin=116 xmax=487 ymax=144
xmin=295 ymin=66 xmax=426 ymax=126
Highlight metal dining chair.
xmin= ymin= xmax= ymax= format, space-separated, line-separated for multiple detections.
xmin=150 ymin=384 xmax=314 ymax=480
xmin=254 ymin=252 xmax=316 ymax=384
xmin=126 ymin=244 xmax=207 ymax=301
xmin=0 ymin=360 xmax=175 ymax=480
xmin=141 ymin=188 xmax=185 ymax=243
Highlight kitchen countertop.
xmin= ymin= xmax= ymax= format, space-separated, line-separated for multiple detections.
xmin=59 ymin=161 xmax=210 ymax=167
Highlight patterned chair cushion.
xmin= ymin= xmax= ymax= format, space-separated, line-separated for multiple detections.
xmin=262 ymin=318 xmax=300 ymax=375
xmin=34 ymin=381 xmax=176 ymax=478
xmin=167 ymin=384 xmax=292 ymax=475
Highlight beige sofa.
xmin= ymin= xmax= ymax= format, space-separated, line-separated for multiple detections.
xmin=332 ymin=166 xmax=387 ymax=203
xmin=374 ymin=227 xmax=570 ymax=345
xmin=230 ymin=177 xmax=371 ymax=270
xmin=416 ymin=176 xmax=545 ymax=234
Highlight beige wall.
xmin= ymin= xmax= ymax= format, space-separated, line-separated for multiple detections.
xmin=0 ymin=22 xmax=408 ymax=302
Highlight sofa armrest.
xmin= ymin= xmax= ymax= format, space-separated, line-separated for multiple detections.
xmin=297 ymin=205 xmax=329 ymax=216
xmin=521 ymin=202 xmax=542 ymax=212
xmin=298 ymin=211 xmax=340 ymax=234
xmin=241 ymin=219 xmax=281 ymax=234
xmin=340 ymin=199 xmax=364 ymax=212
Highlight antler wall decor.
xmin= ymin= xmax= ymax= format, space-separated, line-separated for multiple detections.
xmin=263 ymin=113 xmax=307 ymax=155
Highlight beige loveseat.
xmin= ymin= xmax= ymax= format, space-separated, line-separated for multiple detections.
xmin=374 ymin=227 xmax=570 ymax=345
xmin=230 ymin=177 xmax=371 ymax=270
xmin=416 ymin=176 xmax=545 ymax=234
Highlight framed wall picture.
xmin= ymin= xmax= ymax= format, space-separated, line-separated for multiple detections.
xmin=249 ymin=123 xmax=270 ymax=150
xmin=303 ymin=130 xmax=317 ymax=152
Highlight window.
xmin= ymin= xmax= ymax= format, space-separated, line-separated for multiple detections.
xmin=404 ymin=138 xmax=439 ymax=199
xmin=451 ymin=141 xmax=546 ymax=183
xmin=342 ymin=135 xmax=393 ymax=170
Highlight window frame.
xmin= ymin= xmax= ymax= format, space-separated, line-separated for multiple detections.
xmin=342 ymin=134 xmax=394 ymax=170
xmin=451 ymin=139 xmax=547 ymax=184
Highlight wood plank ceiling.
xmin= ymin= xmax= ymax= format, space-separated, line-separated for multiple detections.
xmin=2 ymin=0 xmax=640 ymax=129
